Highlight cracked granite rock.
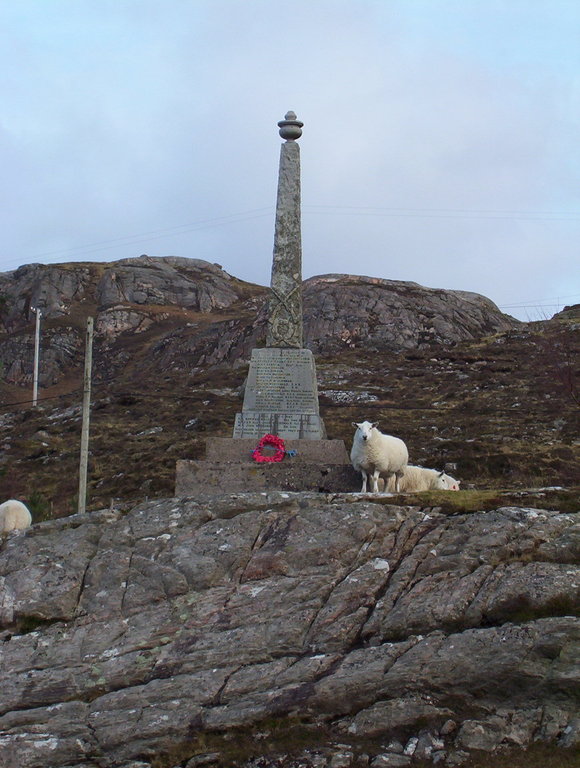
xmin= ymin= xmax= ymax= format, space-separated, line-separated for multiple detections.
xmin=0 ymin=493 xmax=578 ymax=768
xmin=0 ymin=259 xmax=520 ymax=385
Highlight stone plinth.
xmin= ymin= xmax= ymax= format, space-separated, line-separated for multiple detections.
xmin=175 ymin=459 xmax=359 ymax=496
xmin=233 ymin=347 xmax=326 ymax=439
xmin=175 ymin=437 xmax=354 ymax=496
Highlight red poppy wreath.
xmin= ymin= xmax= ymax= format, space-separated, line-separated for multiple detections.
xmin=252 ymin=434 xmax=286 ymax=463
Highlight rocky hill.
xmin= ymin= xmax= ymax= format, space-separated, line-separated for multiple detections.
xmin=0 ymin=256 xmax=517 ymax=387
xmin=0 ymin=258 xmax=579 ymax=768
xmin=0 ymin=256 xmax=578 ymax=515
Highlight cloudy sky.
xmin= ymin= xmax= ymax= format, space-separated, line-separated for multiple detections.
xmin=1 ymin=1 xmax=579 ymax=320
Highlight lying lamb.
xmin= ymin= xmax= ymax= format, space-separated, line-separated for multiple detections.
xmin=0 ymin=499 xmax=32 ymax=534
xmin=351 ymin=421 xmax=408 ymax=493
xmin=380 ymin=465 xmax=461 ymax=492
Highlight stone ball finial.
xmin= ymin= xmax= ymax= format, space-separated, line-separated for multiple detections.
xmin=278 ymin=111 xmax=303 ymax=141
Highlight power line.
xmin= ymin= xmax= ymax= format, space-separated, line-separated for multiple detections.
xmin=0 ymin=388 xmax=83 ymax=410
xmin=303 ymin=204 xmax=580 ymax=222
xmin=0 ymin=384 xmax=567 ymax=418
xmin=1 ymin=202 xmax=578 ymax=271
xmin=0 ymin=207 xmax=274 ymax=269
xmin=500 ymin=303 xmax=575 ymax=310
xmin=506 ymin=293 xmax=580 ymax=303
xmin=499 ymin=293 xmax=580 ymax=309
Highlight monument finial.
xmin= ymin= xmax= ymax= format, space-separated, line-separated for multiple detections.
xmin=278 ymin=111 xmax=303 ymax=141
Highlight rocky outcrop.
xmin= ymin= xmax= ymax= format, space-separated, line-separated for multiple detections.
xmin=145 ymin=273 xmax=521 ymax=374
xmin=303 ymin=274 xmax=519 ymax=353
xmin=0 ymin=257 xmax=246 ymax=326
xmin=0 ymin=493 xmax=577 ymax=768
xmin=0 ymin=256 xmax=262 ymax=385
xmin=0 ymin=262 xmax=96 ymax=325
xmin=2 ymin=327 xmax=84 ymax=387
xmin=95 ymin=256 xmax=243 ymax=313
xmin=0 ymin=259 xmax=520 ymax=387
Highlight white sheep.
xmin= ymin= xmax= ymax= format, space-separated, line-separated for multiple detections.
xmin=350 ymin=421 xmax=408 ymax=493
xmin=0 ymin=499 xmax=32 ymax=534
xmin=380 ymin=465 xmax=461 ymax=492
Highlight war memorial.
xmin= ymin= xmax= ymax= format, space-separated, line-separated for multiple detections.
xmin=175 ymin=112 xmax=357 ymax=494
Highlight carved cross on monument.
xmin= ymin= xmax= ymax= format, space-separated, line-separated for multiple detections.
xmin=267 ymin=111 xmax=304 ymax=348
xmin=232 ymin=112 xmax=326 ymax=440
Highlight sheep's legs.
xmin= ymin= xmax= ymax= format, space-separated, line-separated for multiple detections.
xmin=360 ymin=471 xmax=368 ymax=493
xmin=394 ymin=471 xmax=402 ymax=493
xmin=371 ymin=470 xmax=380 ymax=493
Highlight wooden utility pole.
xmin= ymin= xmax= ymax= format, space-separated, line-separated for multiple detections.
xmin=32 ymin=307 xmax=42 ymax=406
xmin=78 ymin=317 xmax=94 ymax=515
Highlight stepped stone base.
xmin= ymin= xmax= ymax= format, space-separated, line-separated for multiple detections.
xmin=175 ymin=438 xmax=358 ymax=495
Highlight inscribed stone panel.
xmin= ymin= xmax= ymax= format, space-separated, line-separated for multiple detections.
xmin=241 ymin=348 xmax=320 ymax=414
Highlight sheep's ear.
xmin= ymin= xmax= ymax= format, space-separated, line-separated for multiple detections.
xmin=352 ymin=422 xmax=358 ymax=428
xmin=438 ymin=471 xmax=445 ymax=477
xmin=371 ymin=422 xmax=379 ymax=429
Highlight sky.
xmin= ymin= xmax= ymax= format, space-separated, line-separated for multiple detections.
xmin=1 ymin=1 xmax=579 ymax=321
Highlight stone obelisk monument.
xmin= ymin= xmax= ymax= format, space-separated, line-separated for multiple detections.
xmin=233 ymin=112 xmax=326 ymax=440
xmin=175 ymin=112 xmax=356 ymax=495
xmin=267 ymin=111 xmax=304 ymax=349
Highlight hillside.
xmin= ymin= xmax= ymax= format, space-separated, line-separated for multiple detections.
xmin=1 ymin=257 xmax=579 ymax=768
xmin=0 ymin=256 xmax=578 ymax=517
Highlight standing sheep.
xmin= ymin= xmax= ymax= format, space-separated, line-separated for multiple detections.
xmin=0 ymin=499 xmax=32 ymax=534
xmin=350 ymin=421 xmax=408 ymax=493
xmin=381 ymin=466 xmax=461 ymax=492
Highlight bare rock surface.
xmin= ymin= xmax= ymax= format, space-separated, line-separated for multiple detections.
xmin=303 ymin=274 xmax=518 ymax=352
xmin=0 ymin=257 xmax=254 ymax=384
xmin=0 ymin=492 xmax=578 ymax=768
xmin=94 ymin=256 xmax=241 ymax=313
xmin=157 ymin=273 xmax=520 ymax=371
xmin=0 ymin=258 xmax=520 ymax=385
xmin=0 ymin=257 xmax=242 ymax=324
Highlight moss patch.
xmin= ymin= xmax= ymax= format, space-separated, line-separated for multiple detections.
xmin=367 ymin=487 xmax=579 ymax=515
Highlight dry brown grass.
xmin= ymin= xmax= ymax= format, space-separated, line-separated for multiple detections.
xmin=1 ymin=312 xmax=578 ymax=517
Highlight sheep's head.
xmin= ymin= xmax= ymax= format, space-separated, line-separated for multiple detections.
xmin=431 ymin=471 xmax=448 ymax=490
xmin=441 ymin=472 xmax=461 ymax=491
xmin=353 ymin=421 xmax=378 ymax=441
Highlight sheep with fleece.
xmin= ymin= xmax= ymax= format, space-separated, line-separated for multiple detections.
xmin=0 ymin=499 xmax=32 ymax=534
xmin=381 ymin=466 xmax=461 ymax=492
xmin=350 ymin=421 xmax=408 ymax=493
